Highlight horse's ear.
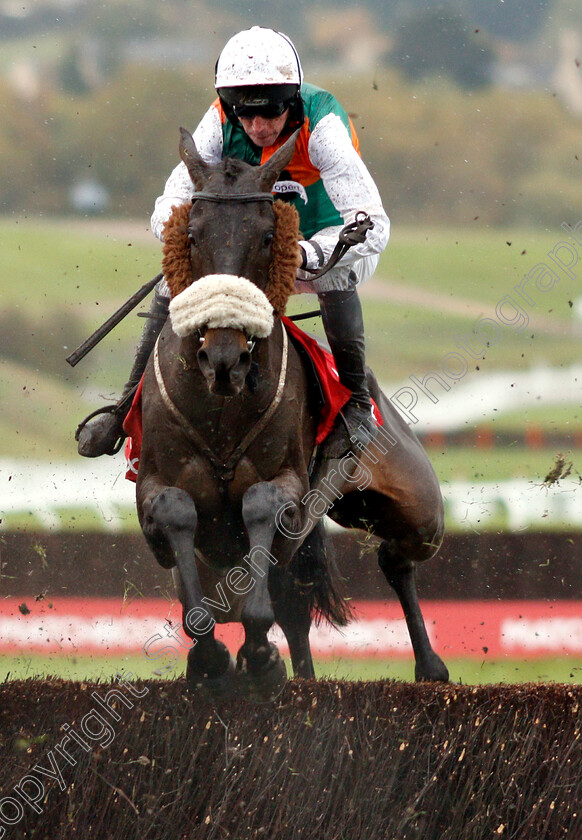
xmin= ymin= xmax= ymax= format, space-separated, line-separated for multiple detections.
xmin=258 ymin=128 xmax=301 ymax=192
xmin=179 ymin=127 xmax=209 ymax=189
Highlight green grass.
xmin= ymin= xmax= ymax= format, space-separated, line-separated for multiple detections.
xmin=430 ymin=446 xmax=578 ymax=483
xmin=365 ymin=225 xmax=578 ymax=380
xmin=2 ymin=653 xmax=580 ymax=686
xmin=317 ymin=656 xmax=582 ymax=685
xmin=1 ymin=507 xmax=139 ymax=532
xmin=1 ymin=216 xmax=162 ymax=459
xmin=360 ymin=294 xmax=578 ymax=381
xmin=381 ymin=226 xmax=567 ymax=305
xmin=273 ymin=223 xmax=581 ymax=382
xmin=290 ymin=289 xmax=580 ymax=383
xmin=488 ymin=403 xmax=582 ymax=433
xmin=3 ymin=216 xmax=160 ymax=319
xmin=0 ymin=359 xmax=92 ymax=460
xmin=0 ymin=37 xmax=65 ymax=74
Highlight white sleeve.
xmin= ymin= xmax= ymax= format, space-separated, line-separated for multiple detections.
xmin=150 ymin=106 xmax=223 ymax=241
xmin=299 ymin=113 xmax=390 ymax=271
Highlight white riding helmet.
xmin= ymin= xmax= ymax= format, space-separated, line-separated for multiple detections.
xmin=215 ymin=26 xmax=303 ymax=89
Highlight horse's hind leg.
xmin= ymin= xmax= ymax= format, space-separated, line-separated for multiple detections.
xmin=378 ymin=539 xmax=449 ymax=682
xmin=270 ymin=521 xmax=346 ymax=680
xmin=270 ymin=561 xmax=315 ymax=680
xmin=142 ymin=486 xmax=234 ymax=694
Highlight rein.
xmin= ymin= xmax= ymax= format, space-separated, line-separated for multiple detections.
xmin=302 ymin=211 xmax=375 ymax=282
xmin=153 ymin=320 xmax=289 ymax=483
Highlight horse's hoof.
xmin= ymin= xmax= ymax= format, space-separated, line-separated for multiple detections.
xmin=186 ymin=646 xmax=237 ymax=699
xmin=236 ymin=643 xmax=287 ymax=703
xmin=415 ymin=654 xmax=449 ymax=683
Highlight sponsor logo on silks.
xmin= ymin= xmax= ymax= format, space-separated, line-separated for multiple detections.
xmin=272 ymin=180 xmax=308 ymax=204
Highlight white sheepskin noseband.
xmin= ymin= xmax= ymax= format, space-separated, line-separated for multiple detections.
xmin=169 ymin=274 xmax=275 ymax=338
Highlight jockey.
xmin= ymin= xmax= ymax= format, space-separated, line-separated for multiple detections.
xmin=78 ymin=26 xmax=390 ymax=460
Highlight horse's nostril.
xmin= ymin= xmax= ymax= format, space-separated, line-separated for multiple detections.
xmin=239 ymin=350 xmax=251 ymax=368
xmin=197 ymin=348 xmax=216 ymax=384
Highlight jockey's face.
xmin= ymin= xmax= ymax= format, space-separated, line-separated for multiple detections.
xmin=237 ymin=110 xmax=289 ymax=148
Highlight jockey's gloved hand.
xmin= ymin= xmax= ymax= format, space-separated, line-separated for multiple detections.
xmin=297 ymin=240 xmax=324 ymax=272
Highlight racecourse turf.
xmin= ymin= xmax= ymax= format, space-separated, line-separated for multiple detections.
xmin=2 ymin=653 xmax=581 ymax=685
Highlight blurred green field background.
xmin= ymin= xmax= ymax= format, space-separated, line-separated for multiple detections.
xmin=2 ymin=214 xmax=579 ymax=463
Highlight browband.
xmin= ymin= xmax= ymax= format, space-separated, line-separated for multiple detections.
xmin=190 ymin=191 xmax=274 ymax=204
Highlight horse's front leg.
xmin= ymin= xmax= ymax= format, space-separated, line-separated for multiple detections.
xmin=237 ymin=479 xmax=303 ymax=699
xmin=140 ymin=483 xmax=235 ymax=694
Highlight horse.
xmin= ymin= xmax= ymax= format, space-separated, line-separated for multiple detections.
xmin=134 ymin=127 xmax=449 ymax=700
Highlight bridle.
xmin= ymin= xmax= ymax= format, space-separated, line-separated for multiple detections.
xmin=154 ymin=188 xmax=288 ymax=482
xmin=156 ymin=190 xmax=374 ymax=481
xmin=189 ymin=190 xmax=374 ymax=283
xmin=190 ymin=191 xmax=274 ymax=204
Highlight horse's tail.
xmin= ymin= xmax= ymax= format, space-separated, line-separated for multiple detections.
xmin=289 ymin=521 xmax=352 ymax=628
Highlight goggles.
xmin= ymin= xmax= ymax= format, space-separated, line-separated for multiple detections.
xmin=233 ymin=100 xmax=291 ymax=119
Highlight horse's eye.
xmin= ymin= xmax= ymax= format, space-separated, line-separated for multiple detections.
xmin=188 ymin=231 xmax=196 ymax=246
xmin=263 ymin=231 xmax=274 ymax=247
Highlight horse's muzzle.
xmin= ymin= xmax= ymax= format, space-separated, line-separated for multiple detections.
xmin=197 ymin=328 xmax=253 ymax=396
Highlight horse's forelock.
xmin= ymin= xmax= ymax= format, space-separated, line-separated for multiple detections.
xmin=222 ymin=157 xmax=248 ymax=181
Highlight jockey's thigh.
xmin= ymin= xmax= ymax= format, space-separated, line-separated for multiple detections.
xmin=295 ymin=254 xmax=379 ymax=295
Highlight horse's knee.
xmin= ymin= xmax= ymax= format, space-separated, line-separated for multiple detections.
xmin=242 ymin=482 xmax=285 ymax=520
xmin=146 ymin=487 xmax=197 ymax=533
xmin=142 ymin=488 xmax=197 ymax=566
xmin=242 ymin=481 xmax=296 ymax=543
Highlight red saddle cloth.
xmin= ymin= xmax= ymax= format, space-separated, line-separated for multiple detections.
xmin=123 ymin=316 xmax=382 ymax=482
xmin=123 ymin=379 xmax=144 ymax=483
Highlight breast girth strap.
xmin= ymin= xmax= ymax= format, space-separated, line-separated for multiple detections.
xmin=153 ymin=321 xmax=289 ymax=482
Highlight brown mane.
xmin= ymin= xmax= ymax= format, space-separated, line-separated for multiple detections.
xmin=161 ymin=200 xmax=300 ymax=315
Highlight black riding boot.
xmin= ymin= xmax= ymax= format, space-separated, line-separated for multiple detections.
xmin=318 ymin=287 xmax=378 ymax=459
xmin=76 ymin=292 xmax=169 ymax=458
